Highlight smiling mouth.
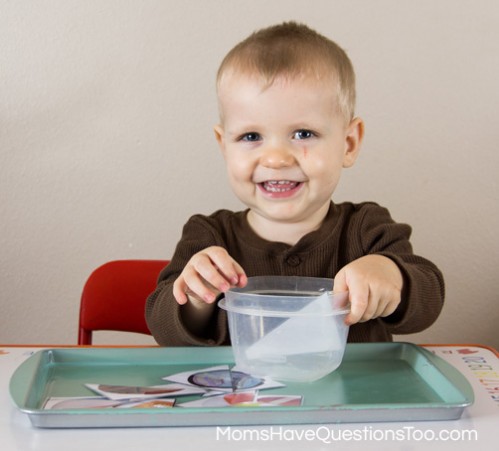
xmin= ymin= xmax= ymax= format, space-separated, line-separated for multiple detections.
xmin=260 ymin=180 xmax=302 ymax=193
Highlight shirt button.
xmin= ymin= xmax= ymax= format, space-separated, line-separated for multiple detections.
xmin=286 ymin=255 xmax=301 ymax=267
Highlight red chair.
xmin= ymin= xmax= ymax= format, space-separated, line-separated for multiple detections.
xmin=78 ymin=259 xmax=169 ymax=344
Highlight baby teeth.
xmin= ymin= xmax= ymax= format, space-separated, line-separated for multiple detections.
xmin=263 ymin=180 xmax=298 ymax=192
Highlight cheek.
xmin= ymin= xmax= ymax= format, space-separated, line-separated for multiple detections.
xmin=226 ymin=155 xmax=252 ymax=179
xmin=308 ymin=158 xmax=343 ymax=189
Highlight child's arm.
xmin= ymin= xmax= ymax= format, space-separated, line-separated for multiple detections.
xmin=333 ymin=255 xmax=403 ymax=325
xmin=145 ymin=212 xmax=245 ymax=347
xmin=335 ymin=202 xmax=445 ymax=336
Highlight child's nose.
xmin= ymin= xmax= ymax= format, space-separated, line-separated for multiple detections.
xmin=259 ymin=145 xmax=295 ymax=168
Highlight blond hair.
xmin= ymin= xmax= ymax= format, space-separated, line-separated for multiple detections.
xmin=216 ymin=22 xmax=356 ymax=121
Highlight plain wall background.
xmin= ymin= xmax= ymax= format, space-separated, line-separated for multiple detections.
xmin=1 ymin=0 xmax=498 ymax=348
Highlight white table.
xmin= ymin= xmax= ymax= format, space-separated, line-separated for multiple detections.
xmin=1 ymin=344 xmax=497 ymax=451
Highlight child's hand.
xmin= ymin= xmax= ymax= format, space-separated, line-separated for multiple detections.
xmin=334 ymin=255 xmax=403 ymax=325
xmin=173 ymin=246 xmax=247 ymax=305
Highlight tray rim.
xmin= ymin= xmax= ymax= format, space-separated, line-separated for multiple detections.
xmin=9 ymin=342 xmax=474 ymax=428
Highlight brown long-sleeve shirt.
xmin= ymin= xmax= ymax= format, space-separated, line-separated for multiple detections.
xmin=145 ymin=201 xmax=445 ymax=346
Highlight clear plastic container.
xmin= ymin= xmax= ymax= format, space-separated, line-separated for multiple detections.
xmin=219 ymin=276 xmax=350 ymax=382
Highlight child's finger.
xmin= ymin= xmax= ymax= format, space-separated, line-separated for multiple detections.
xmin=172 ymin=278 xmax=189 ymax=305
xmin=341 ymin=274 xmax=369 ymax=325
xmin=345 ymin=291 xmax=369 ymax=325
xmin=333 ymin=268 xmax=348 ymax=293
xmin=335 ymin=268 xmax=360 ymax=324
xmin=375 ymin=297 xmax=399 ymax=319
xmin=184 ymin=264 xmax=225 ymax=303
xmin=235 ymin=271 xmax=248 ymax=288
xmin=228 ymin=260 xmax=248 ymax=287
xmin=190 ymin=253 xmax=232 ymax=293
xmin=205 ymin=247 xmax=247 ymax=287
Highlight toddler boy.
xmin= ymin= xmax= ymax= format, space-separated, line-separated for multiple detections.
xmin=146 ymin=22 xmax=444 ymax=346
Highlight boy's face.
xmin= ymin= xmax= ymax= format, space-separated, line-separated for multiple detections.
xmin=215 ymin=73 xmax=363 ymax=229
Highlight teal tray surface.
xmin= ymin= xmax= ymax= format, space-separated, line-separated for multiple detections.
xmin=9 ymin=343 xmax=474 ymax=428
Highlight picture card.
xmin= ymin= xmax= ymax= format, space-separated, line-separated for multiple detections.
xmin=178 ymin=392 xmax=302 ymax=408
xmin=163 ymin=365 xmax=284 ymax=392
xmin=115 ymin=398 xmax=175 ymax=409
xmin=43 ymin=396 xmax=122 ymax=410
xmin=178 ymin=391 xmax=258 ymax=408
xmin=255 ymin=394 xmax=303 ymax=407
xmin=85 ymin=383 xmax=204 ymax=400
xmin=43 ymin=396 xmax=175 ymax=410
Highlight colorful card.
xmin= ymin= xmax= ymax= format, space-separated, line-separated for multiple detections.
xmin=43 ymin=396 xmax=122 ymax=410
xmin=178 ymin=392 xmax=302 ymax=408
xmin=43 ymin=365 xmax=295 ymax=411
xmin=43 ymin=396 xmax=176 ymax=410
xmin=85 ymin=383 xmax=204 ymax=400
xmin=163 ymin=365 xmax=284 ymax=392
xmin=178 ymin=391 xmax=258 ymax=407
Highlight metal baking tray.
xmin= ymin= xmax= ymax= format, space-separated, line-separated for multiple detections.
xmin=9 ymin=343 xmax=473 ymax=428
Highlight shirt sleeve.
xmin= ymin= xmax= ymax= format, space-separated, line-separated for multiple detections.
xmin=145 ymin=214 xmax=231 ymax=346
xmin=355 ymin=203 xmax=445 ymax=334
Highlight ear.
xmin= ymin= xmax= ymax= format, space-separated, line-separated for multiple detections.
xmin=342 ymin=117 xmax=364 ymax=168
xmin=213 ymin=124 xmax=226 ymax=155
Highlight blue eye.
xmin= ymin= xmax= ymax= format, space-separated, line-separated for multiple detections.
xmin=240 ymin=132 xmax=261 ymax=142
xmin=293 ymin=130 xmax=315 ymax=140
